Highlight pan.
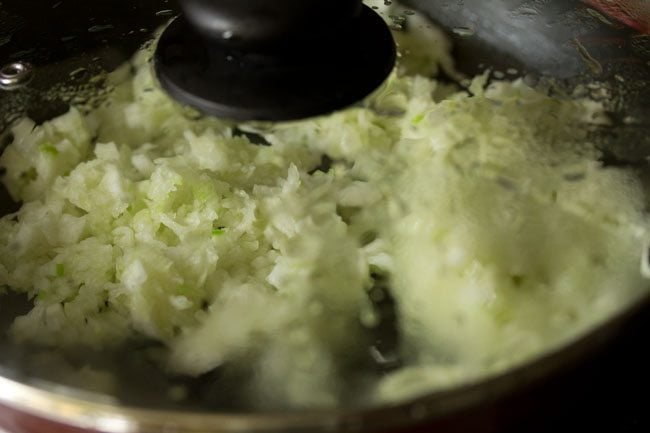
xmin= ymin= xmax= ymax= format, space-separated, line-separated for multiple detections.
xmin=0 ymin=1 xmax=649 ymax=432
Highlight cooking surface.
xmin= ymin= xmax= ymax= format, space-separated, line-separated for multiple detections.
xmin=1 ymin=0 xmax=649 ymax=432
xmin=507 ymin=312 xmax=649 ymax=433
xmin=0 ymin=317 xmax=648 ymax=433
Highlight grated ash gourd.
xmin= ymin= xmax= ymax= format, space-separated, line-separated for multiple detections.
xmin=0 ymin=0 xmax=648 ymax=409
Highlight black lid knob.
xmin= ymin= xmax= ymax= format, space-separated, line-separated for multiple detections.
xmin=181 ymin=0 xmax=364 ymax=50
xmin=154 ymin=0 xmax=396 ymax=121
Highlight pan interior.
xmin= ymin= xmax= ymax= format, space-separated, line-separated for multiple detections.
xmin=0 ymin=0 xmax=649 ymax=414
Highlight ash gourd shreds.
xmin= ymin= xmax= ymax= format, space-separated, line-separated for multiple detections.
xmin=0 ymin=0 xmax=648 ymax=409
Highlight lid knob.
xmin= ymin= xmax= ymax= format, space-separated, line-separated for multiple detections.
xmin=180 ymin=0 xmax=364 ymax=49
xmin=154 ymin=0 xmax=396 ymax=121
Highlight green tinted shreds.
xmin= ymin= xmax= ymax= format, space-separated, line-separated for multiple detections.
xmin=40 ymin=143 xmax=59 ymax=156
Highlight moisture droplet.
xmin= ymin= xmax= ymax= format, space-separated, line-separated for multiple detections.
xmin=452 ymin=26 xmax=476 ymax=38
xmin=518 ymin=7 xmax=538 ymax=17
xmin=88 ymin=24 xmax=114 ymax=33
xmin=69 ymin=67 xmax=88 ymax=80
xmin=222 ymin=30 xmax=234 ymax=40
xmin=155 ymin=9 xmax=174 ymax=17
xmin=384 ymin=0 xmax=393 ymax=5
